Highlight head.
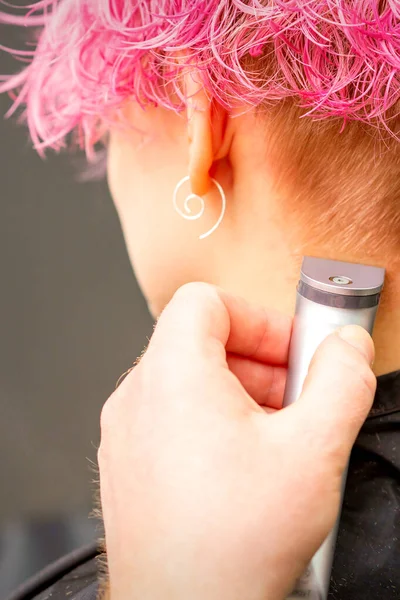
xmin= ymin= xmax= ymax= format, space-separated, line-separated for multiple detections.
xmin=2 ymin=1 xmax=400 ymax=318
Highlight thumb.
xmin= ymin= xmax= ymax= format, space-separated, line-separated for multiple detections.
xmin=286 ymin=325 xmax=376 ymax=469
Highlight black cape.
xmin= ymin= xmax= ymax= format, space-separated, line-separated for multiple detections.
xmin=6 ymin=370 xmax=400 ymax=600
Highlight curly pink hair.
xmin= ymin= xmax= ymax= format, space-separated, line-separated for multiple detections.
xmin=1 ymin=0 xmax=400 ymax=157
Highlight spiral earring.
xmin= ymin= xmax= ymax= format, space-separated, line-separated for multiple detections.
xmin=172 ymin=175 xmax=226 ymax=240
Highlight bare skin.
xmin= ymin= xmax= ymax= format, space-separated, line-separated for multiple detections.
xmin=99 ymin=284 xmax=376 ymax=600
xmin=100 ymin=65 xmax=396 ymax=600
xmin=107 ymin=67 xmax=400 ymax=376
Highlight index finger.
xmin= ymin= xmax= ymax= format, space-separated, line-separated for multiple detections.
xmin=150 ymin=282 xmax=292 ymax=365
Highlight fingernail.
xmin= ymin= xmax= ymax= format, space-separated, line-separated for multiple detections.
xmin=337 ymin=325 xmax=375 ymax=366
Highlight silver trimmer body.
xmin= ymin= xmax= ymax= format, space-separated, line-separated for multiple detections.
xmin=284 ymin=257 xmax=385 ymax=600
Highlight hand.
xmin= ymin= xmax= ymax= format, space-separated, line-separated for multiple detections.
xmin=98 ymin=283 xmax=376 ymax=600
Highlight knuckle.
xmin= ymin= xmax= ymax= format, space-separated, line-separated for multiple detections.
xmin=97 ymin=366 xmax=143 ymax=467
xmin=99 ymin=365 xmax=143 ymax=441
xmin=98 ymin=392 xmax=125 ymax=458
xmin=99 ymin=396 xmax=115 ymax=436
xmin=311 ymin=334 xmax=376 ymax=399
xmin=355 ymin=360 xmax=377 ymax=397
xmin=97 ymin=442 xmax=106 ymax=468
xmin=99 ymin=384 xmax=127 ymax=436
xmin=172 ymin=281 xmax=219 ymax=305
xmin=335 ymin=344 xmax=377 ymax=397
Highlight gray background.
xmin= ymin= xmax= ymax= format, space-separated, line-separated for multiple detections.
xmin=0 ymin=18 xmax=154 ymax=596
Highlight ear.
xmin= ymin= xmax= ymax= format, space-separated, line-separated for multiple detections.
xmin=182 ymin=62 xmax=230 ymax=197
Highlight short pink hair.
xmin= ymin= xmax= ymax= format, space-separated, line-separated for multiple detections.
xmin=1 ymin=1 xmax=400 ymax=157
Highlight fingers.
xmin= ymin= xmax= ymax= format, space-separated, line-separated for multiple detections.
xmin=227 ymin=353 xmax=287 ymax=409
xmin=150 ymin=282 xmax=292 ymax=365
xmin=224 ymin=292 xmax=291 ymax=365
xmin=286 ymin=325 xmax=376 ymax=468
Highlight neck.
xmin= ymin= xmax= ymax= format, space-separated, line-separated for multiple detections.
xmin=219 ymin=242 xmax=399 ymax=377
xmin=212 ymin=162 xmax=400 ymax=378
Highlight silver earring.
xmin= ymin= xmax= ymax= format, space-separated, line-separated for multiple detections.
xmin=172 ymin=175 xmax=226 ymax=240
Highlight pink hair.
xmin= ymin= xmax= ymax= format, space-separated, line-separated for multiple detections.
xmin=1 ymin=1 xmax=400 ymax=157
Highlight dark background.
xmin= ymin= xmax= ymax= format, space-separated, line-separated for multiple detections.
xmin=0 ymin=16 xmax=154 ymax=597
